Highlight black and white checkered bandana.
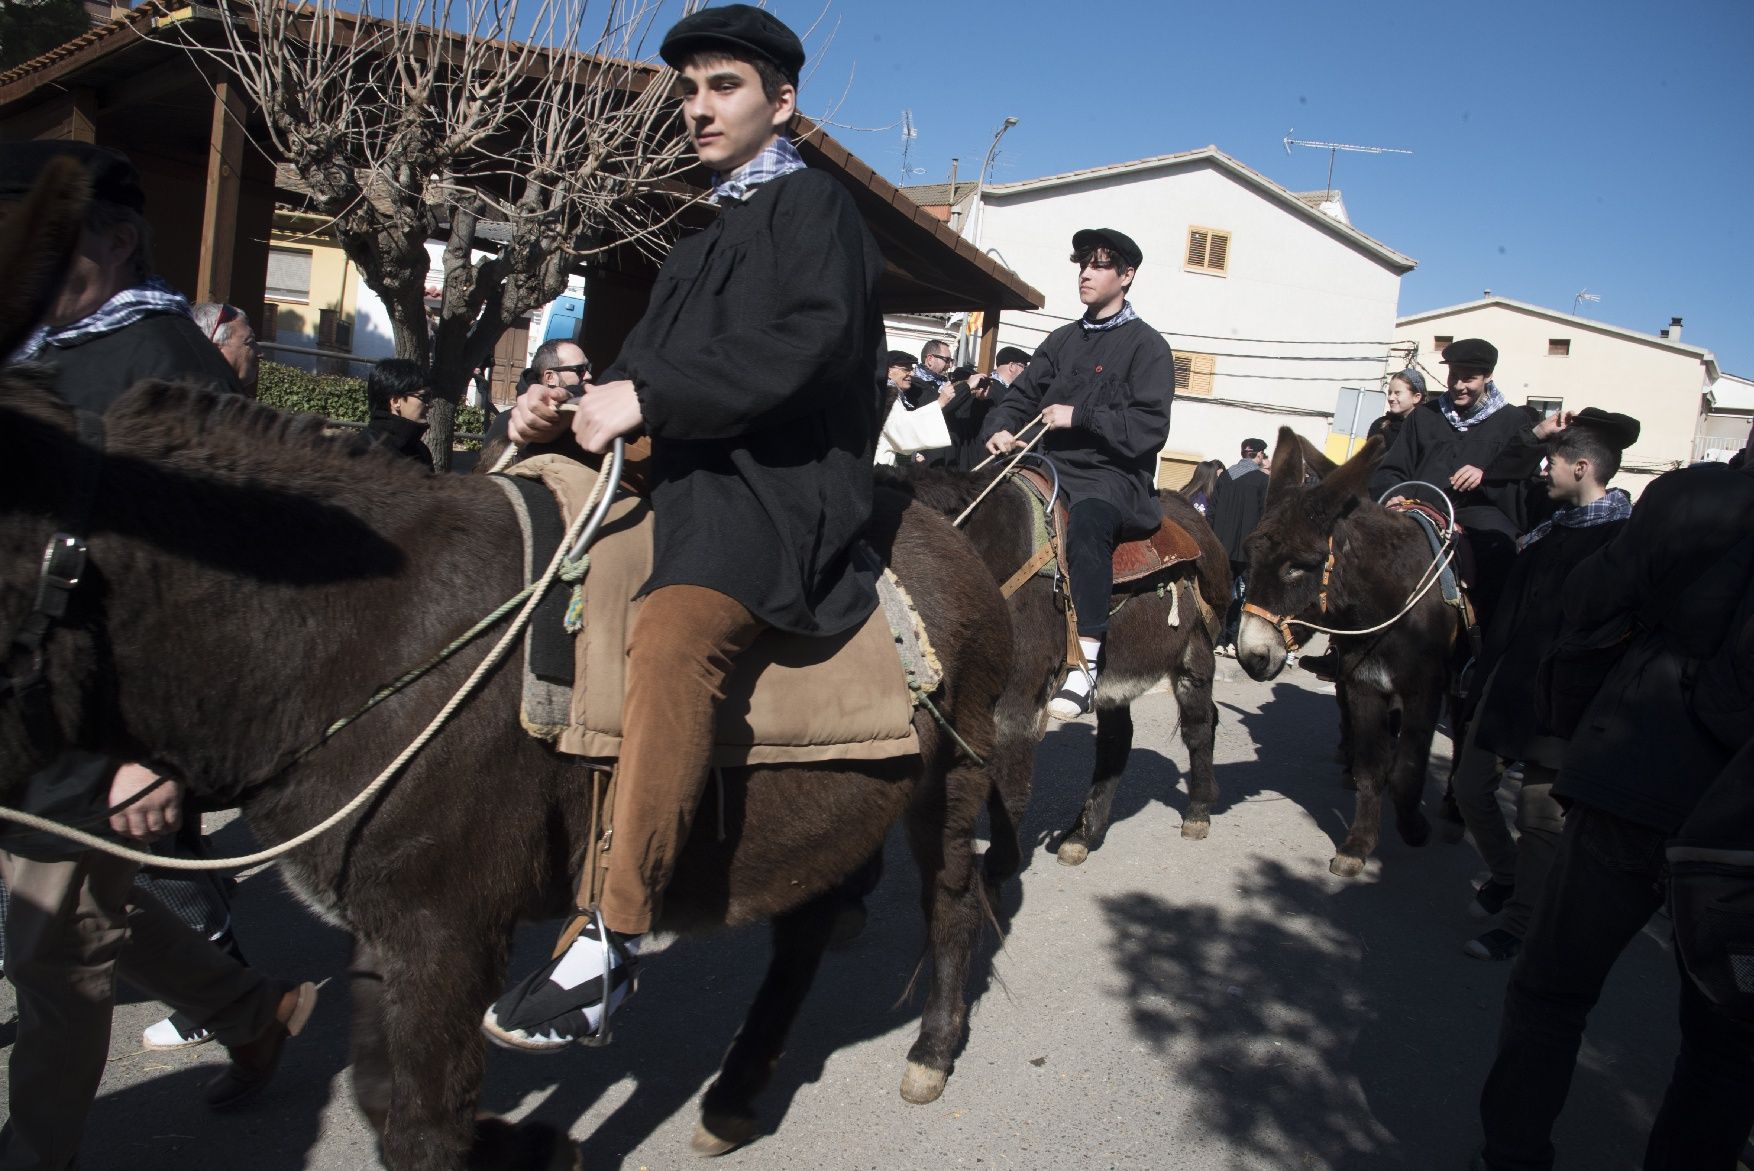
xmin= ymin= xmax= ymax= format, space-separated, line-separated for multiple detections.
xmin=710 ymin=137 xmax=807 ymax=205
xmin=1080 ymin=300 xmax=1138 ymax=332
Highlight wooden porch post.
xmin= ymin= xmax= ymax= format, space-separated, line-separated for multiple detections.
xmin=976 ymin=304 xmax=1001 ymax=371
xmin=196 ymin=78 xmax=247 ymax=304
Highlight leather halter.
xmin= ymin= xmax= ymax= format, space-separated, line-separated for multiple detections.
xmin=1241 ymin=535 xmax=1335 ymax=653
xmin=2 ymin=409 xmax=105 ymax=748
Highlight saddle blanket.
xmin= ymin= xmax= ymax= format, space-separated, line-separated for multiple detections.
xmin=492 ymin=454 xmax=927 ymax=767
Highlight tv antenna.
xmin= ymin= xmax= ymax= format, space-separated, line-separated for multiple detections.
xmin=1572 ymin=289 xmax=1601 ymax=316
xmin=1283 ymin=131 xmax=1413 ymax=200
xmin=900 ymin=110 xmax=918 ymax=184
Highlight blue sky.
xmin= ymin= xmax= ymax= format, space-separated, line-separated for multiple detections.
xmin=717 ymin=0 xmax=1754 ymax=374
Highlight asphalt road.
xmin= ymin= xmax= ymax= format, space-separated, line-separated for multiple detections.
xmin=2 ymin=659 xmax=1688 ymax=1170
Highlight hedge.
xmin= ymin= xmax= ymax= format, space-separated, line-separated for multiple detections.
xmin=255 ymin=360 xmax=487 ymax=442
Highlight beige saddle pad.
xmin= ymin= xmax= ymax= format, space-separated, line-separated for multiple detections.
xmin=504 ymin=455 xmax=921 ymax=766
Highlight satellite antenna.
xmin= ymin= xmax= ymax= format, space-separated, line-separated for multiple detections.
xmin=1572 ymin=289 xmax=1601 ymax=316
xmin=900 ymin=110 xmax=918 ymax=184
xmin=1283 ymin=131 xmax=1413 ymax=200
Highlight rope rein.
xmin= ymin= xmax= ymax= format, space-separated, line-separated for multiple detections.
xmin=953 ymin=413 xmax=1048 ymax=528
xmin=0 ymin=454 xmax=617 ymax=871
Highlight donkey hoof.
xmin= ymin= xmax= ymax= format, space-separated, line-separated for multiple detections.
xmin=692 ymin=1111 xmax=757 ymax=1157
xmin=1181 ymin=818 xmax=1210 ymax=841
xmin=1055 ymin=840 xmax=1089 ymax=866
xmin=900 ymin=1061 xmax=948 ymax=1104
xmin=1329 ymin=853 xmax=1366 ymax=879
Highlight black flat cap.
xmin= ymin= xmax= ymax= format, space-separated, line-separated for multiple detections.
xmin=1441 ymin=337 xmax=1498 ymax=371
xmin=994 ymin=346 xmax=1031 ymax=366
xmin=1569 ymin=407 xmax=1641 ymax=450
xmin=660 ymin=4 xmax=805 ymax=87
xmin=1241 ymin=437 xmax=1268 ymax=456
xmin=0 ymin=141 xmax=145 ymax=211
xmin=885 ymin=350 xmax=915 ymax=370
xmin=1072 ymin=227 xmax=1143 ymax=269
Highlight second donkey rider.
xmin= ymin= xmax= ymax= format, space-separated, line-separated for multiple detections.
xmin=486 ymin=4 xmax=886 ymax=1050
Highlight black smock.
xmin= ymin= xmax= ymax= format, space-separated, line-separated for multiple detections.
xmin=1471 ymin=520 xmax=1626 ymax=767
xmin=603 ymin=167 xmax=886 ymax=638
xmin=361 ymin=411 xmax=434 ymax=470
xmin=2 ymin=311 xmax=236 ymax=857
xmin=978 ymin=317 xmax=1174 ymax=535
xmin=1367 ymin=398 xmax=1538 ymax=539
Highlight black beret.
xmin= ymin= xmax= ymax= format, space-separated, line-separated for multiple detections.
xmin=994 ymin=346 xmax=1031 ymax=366
xmin=660 ymin=4 xmax=805 ymax=87
xmin=1071 ymin=227 xmax=1143 ymax=269
xmin=884 ymin=350 xmax=915 ymax=370
xmin=0 ymin=141 xmax=144 ymax=211
xmin=1568 ymin=407 xmax=1641 ymax=451
xmin=1441 ymin=337 xmax=1498 ymax=371
xmin=1241 ymin=437 xmax=1268 ymax=456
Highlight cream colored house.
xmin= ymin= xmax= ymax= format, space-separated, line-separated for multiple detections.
xmin=895 ymin=147 xmax=1416 ymax=487
xmin=1701 ymin=372 xmax=1754 ymax=462
xmin=1394 ymin=298 xmax=1720 ymax=498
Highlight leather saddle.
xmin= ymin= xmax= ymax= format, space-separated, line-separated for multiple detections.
xmin=1007 ymin=465 xmax=1202 ymax=596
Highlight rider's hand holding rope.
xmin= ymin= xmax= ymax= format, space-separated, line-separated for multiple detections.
xmin=956 ymin=412 xmax=1049 ymax=528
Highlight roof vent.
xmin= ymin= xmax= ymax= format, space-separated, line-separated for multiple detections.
xmin=1668 ymin=316 xmax=1683 ymax=343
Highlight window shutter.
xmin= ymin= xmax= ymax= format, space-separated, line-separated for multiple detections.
xmin=266 ymin=247 xmax=312 ymax=302
xmin=1186 ymin=229 xmax=1209 ymax=269
xmin=1206 ymin=232 xmax=1229 ymax=272
xmin=1173 ymin=351 xmax=1215 ymax=396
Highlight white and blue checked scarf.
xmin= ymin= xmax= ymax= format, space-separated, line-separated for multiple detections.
xmin=1517 ymin=487 xmax=1633 ymax=551
xmin=12 ymin=276 xmax=191 ymax=363
xmin=1080 ymin=299 xmax=1138 ymax=333
xmin=1438 ymin=380 xmax=1509 ymax=432
xmin=710 ymin=137 xmax=807 ymax=205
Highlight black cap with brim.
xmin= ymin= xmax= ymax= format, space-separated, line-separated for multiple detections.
xmin=1071 ymin=227 xmax=1143 ymax=269
xmin=885 ymin=350 xmax=915 ymax=370
xmin=0 ymin=141 xmax=144 ymax=211
xmin=1569 ymin=407 xmax=1641 ymax=450
xmin=659 ymin=4 xmax=805 ymax=87
xmin=1441 ymin=337 xmax=1498 ymax=371
xmin=994 ymin=346 xmax=1031 ymax=366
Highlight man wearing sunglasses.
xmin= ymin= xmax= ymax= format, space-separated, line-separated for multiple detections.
xmin=981 ymin=228 xmax=1174 ymax=719
xmin=361 ymin=357 xmax=435 ymax=470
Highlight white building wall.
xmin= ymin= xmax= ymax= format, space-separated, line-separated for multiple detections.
xmin=966 ymin=160 xmax=1408 ymax=467
xmin=1394 ymin=303 xmax=1714 ymax=498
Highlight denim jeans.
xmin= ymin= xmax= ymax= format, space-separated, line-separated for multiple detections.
xmin=1479 ymin=802 xmax=1754 ymax=1170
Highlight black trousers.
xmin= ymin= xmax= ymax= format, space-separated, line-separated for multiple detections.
xmin=1067 ymin=498 xmax=1125 ymax=638
xmin=1479 ymin=802 xmax=1754 ymax=1170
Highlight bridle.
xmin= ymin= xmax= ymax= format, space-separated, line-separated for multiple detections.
xmin=2 ymin=408 xmax=105 ymax=749
xmin=1242 ymin=534 xmax=1335 ymax=653
xmin=1240 ymin=482 xmax=1458 ymax=654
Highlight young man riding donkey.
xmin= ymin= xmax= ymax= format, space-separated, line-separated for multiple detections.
xmin=487 ymin=5 xmax=888 ymax=1049
xmin=980 ymin=228 xmax=1175 ymax=719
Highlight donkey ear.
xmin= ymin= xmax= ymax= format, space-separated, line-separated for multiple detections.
xmin=1266 ymin=426 xmax=1305 ymax=500
xmin=1298 ymin=434 xmax=1337 ymax=479
xmin=0 ymin=157 xmax=90 ymax=362
xmin=1318 ymin=434 xmax=1385 ymax=505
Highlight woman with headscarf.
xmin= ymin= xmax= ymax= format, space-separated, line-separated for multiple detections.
xmin=1366 ymin=368 xmax=1428 ymax=451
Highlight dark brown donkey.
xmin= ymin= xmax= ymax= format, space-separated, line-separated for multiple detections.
xmin=889 ymin=467 xmax=1230 ymax=866
xmin=0 ymin=182 xmax=1013 ymax=1170
xmin=1234 ymin=428 xmax=1465 ymax=877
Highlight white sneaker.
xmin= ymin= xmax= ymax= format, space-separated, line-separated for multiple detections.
xmin=142 ymin=1012 xmax=214 ymax=1050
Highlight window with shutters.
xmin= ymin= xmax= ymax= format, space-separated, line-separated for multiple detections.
xmin=265 ymin=246 xmax=313 ymax=303
xmin=1528 ymin=397 xmax=1563 ymax=418
xmin=1174 ymin=351 xmax=1216 ymax=396
xmin=1434 ymin=334 xmax=1454 ymax=351
xmin=1184 ymin=226 xmax=1231 ymax=275
xmin=1548 ymin=338 xmax=1571 ymax=356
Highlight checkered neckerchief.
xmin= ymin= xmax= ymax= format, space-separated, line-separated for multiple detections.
xmin=1438 ymin=380 xmax=1510 ymax=432
xmin=1517 ymin=487 xmax=1633 ymax=550
xmin=11 ymin=276 xmax=191 ymax=363
xmin=710 ymin=137 xmax=807 ymax=205
xmin=1081 ymin=300 xmax=1139 ymax=333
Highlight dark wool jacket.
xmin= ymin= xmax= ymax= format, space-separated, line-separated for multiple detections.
xmin=939 ymin=377 xmax=1003 ymax=472
xmin=1209 ymin=465 xmax=1269 ymax=563
xmin=3 ymin=311 xmax=238 ymax=857
xmin=1366 ymin=410 xmax=1408 ymax=450
xmin=362 ymin=411 xmax=434 ymax=470
xmin=1554 ymin=461 xmax=1754 ymax=831
xmin=1472 ymin=519 xmax=1627 ymax=766
xmin=603 ymin=167 xmax=885 ymax=637
xmin=1367 ymin=398 xmax=1540 ymax=537
xmin=978 ymin=317 xmax=1174 ymax=534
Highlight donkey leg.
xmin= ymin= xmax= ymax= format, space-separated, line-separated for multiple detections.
xmin=901 ymin=761 xmax=986 ymax=1103
xmin=981 ymin=735 xmax=1036 ymax=885
xmin=1173 ymin=648 xmax=1219 ymax=840
xmin=1332 ymin=685 xmax=1393 ymax=878
xmin=1057 ymin=704 xmax=1133 ymax=866
xmin=694 ymin=891 xmax=840 ymax=1155
xmin=1388 ymin=685 xmax=1443 ymax=847
xmin=348 ymin=938 xmax=393 ymax=1137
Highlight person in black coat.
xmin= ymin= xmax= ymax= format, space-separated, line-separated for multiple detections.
xmin=1365 ymin=367 xmax=1428 ymax=451
xmin=1476 ymin=451 xmax=1754 ymax=1171
xmin=1208 ymin=438 xmax=1271 ymax=655
xmin=982 ymin=227 xmax=1174 ymax=718
xmin=1447 ymin=410 xmax=1638 ymax=963
xmin=936 ymin=345 xmax=1031 ymax=471
xmin=360 ymin=357 xmax=434 ymax=469
xmin=1369 ymin=339 xmax=1545 ymax=626
xmin=488 ymin=5 xmax=885 ymax=1051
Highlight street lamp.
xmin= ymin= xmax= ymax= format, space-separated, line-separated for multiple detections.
xmin=968 ymin=115 xmax=1018 ymax=254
